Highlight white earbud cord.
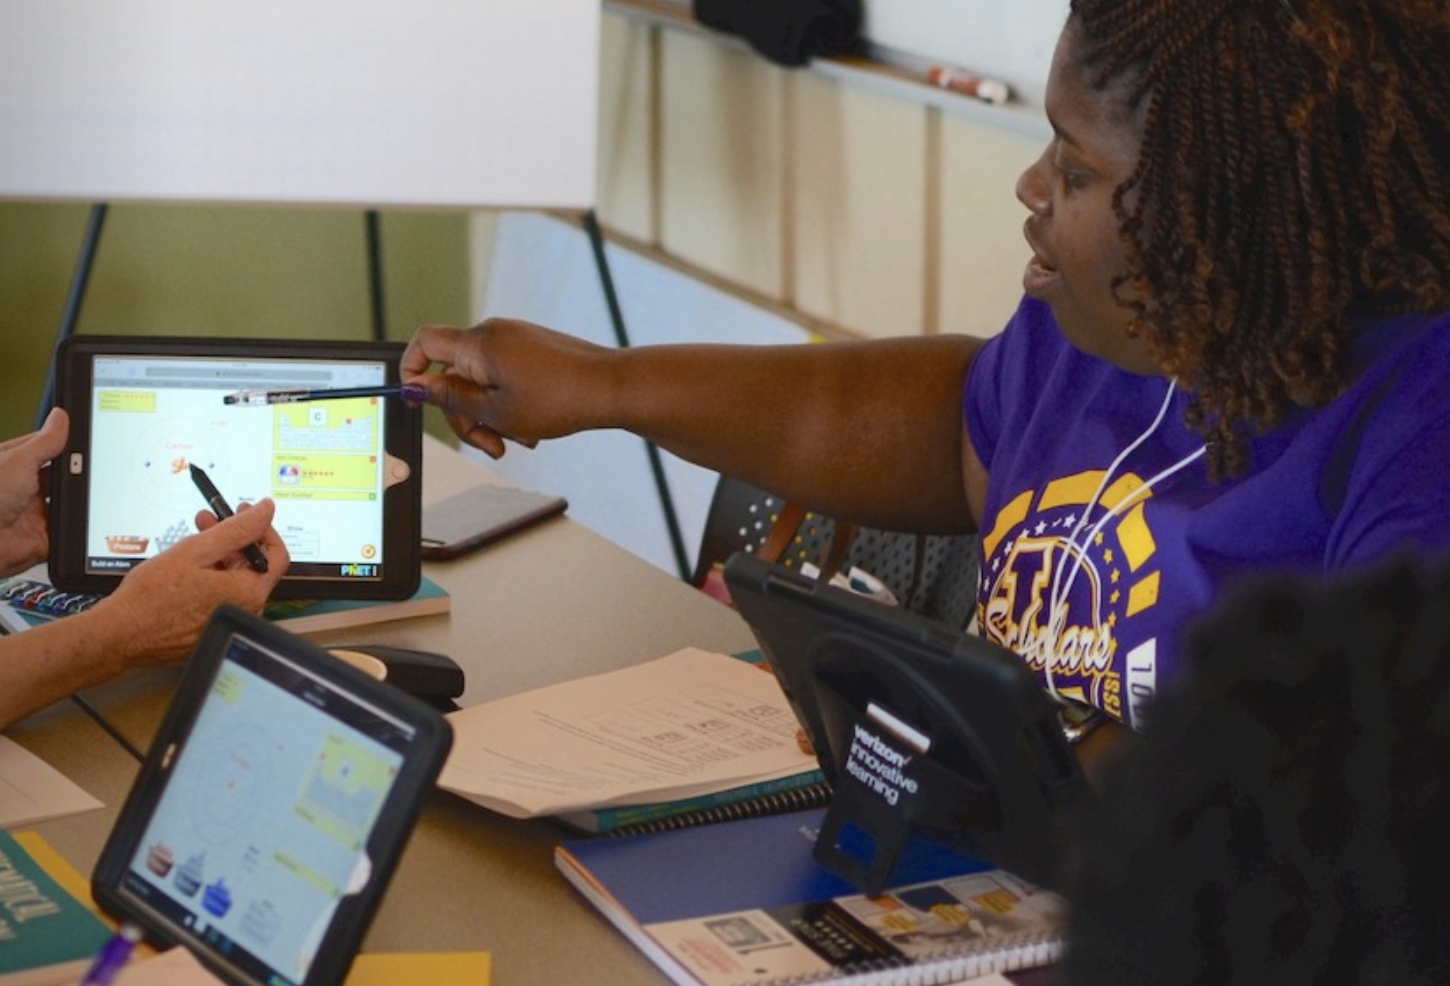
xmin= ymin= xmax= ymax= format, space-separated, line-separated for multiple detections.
xmin=1043 ymin=378 xmax=1181 ymax=634
xmin=1039 ymin=379 xmax=1206 ymax=703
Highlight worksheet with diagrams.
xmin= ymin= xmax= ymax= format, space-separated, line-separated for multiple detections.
xmin=437 ymin=648 xmax=817 ymax=817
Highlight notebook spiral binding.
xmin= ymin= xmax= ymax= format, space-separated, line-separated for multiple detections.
xmin=764 ymin=934 xmax=1063 ymax=985
xmin=608 ymin=780 xmax=834 ymax=837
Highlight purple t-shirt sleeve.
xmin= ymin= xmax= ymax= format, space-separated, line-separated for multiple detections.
xmin=1319 ymin=327 xmax=1450 ymax=567
xmin=963 ymin=297 xmax=1061 ymax=476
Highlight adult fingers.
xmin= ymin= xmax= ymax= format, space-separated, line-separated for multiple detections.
xmin=192 ymin=504 xmax=290 ymax=575
xmin=441 ymin=407 xmax=508 ymax=459
xmin=0 ymin=407 xmax=69 ymax=465
xmin=245 ymin=503 xmax=291 ymax=572
xmin=182 ymin=499 xmax=278 ymax=567
xmin=401 ymin=324 xmax=468 ymax=379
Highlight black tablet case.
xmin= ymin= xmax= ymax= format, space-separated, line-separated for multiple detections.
xmin=49 ymin=336 xmax=423 ymax=600
xmin=91 ymin=606 xmax=452 ymax=986
xmin=723 ymin=552 xmax=1092 ymax=893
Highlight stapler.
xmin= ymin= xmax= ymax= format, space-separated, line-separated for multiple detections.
xmin=329 ymin=644 xmax=465 ymax=711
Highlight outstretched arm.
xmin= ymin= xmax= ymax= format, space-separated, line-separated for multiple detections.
xmin=403 ymin=319 xmax=984 ymax=534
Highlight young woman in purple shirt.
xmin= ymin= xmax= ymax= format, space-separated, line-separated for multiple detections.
xmin=400 ymin=0 xmax=1450 ymax=754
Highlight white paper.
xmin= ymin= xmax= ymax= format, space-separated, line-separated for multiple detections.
xmin=437 ymin=648 xmax=816 ymax=817
xmin=0 ymin=734 xmax=103 ymax=828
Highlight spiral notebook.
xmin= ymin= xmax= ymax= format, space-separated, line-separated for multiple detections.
xmin=556 ymin=807 xmax=1065 ymax=986
xmin=555 ymin=770 xmax=830 ymax=835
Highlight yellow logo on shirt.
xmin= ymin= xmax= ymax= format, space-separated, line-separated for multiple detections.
xmin=977 ymin=469 xmax=1162 ymax=720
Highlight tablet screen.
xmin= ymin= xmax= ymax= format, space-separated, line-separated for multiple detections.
xmin=94 ymin=608 xmax=451 ymax=986
xmin=51 ymin=338 xmax=422 ymax=599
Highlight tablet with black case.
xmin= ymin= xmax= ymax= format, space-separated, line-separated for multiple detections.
xmin=723 ymin=552 xmax=1092 ymax=893
xmin=92 ymin=606 xmax=452 ymax=986
xmin=49 ymin=336 xmax=423 ymax=600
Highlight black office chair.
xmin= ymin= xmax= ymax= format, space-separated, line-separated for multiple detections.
xmin=693 ymin=474 xmax=980 ymax=632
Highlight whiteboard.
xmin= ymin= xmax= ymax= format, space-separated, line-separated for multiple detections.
xmin=863 ymin=0 xmax=1069 ymax=107
xmin=0 ymin=0 xmax=601 ymax=209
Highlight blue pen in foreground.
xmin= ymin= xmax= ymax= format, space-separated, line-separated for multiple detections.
xmin=188 ymin=463 xmax=269 ymax=574
xmin=222 ymin=382 xmax=427 ymax=405
xmin=78 ymin=922 xmax=143 ymax=986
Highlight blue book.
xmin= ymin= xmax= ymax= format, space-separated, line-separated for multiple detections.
xmin=555 ymin=808 xmax=1066 ymax=986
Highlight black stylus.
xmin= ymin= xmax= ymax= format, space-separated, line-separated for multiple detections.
xmin=188 ymin=463 xmax=269 ymax=573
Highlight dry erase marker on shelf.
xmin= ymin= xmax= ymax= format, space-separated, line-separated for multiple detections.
xmin=189 ymin=463 xmax=269 ymax=573
xmin=222 ymin=382 xmax=427 ymax=406
xmin=927 ymin=66 xmax=1010 ymax=106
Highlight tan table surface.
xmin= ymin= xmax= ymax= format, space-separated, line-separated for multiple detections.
xmin=12 ymin=434 xmax=758 ymax=985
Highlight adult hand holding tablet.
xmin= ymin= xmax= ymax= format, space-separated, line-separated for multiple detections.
xmin=48 ymin=336 xmax=424 ymax=601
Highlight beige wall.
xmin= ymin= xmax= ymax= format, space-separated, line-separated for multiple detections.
xmin=584 ymin=8 xmax=1050 ymax=343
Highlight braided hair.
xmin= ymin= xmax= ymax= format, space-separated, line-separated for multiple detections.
xmin=1068 ymin=0 xmax=1450 ymax=478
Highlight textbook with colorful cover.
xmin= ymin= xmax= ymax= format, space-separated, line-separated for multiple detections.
xmin=0 ymin=829 xmax=113 ymax=986
xmin=555 ymin=807 xmax=1066 ymax=986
